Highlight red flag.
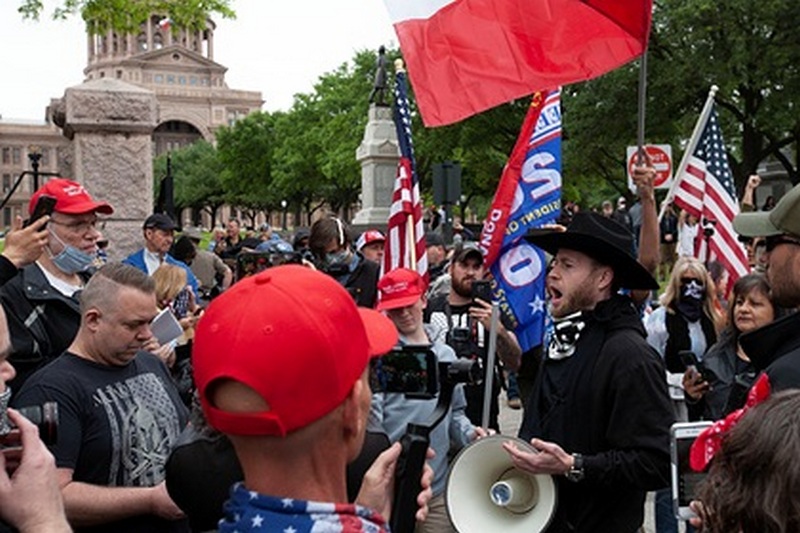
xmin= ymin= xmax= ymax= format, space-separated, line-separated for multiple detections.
xmin=384 ymin=70 xmax=428 ymax=282
xmin=384 ymin=0 xmax=652 ymax=126
xmin=670 ymin=101 xmax=749 ymax=283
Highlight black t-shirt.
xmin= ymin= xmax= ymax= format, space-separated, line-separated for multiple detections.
xmin=13 ymin=352 xmax=190 ymax=533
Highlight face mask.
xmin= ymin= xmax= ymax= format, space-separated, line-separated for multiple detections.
xmin=678 ymin=280 xmax=705 ymax=321
xmin=0 ymin=387 xmax=11 ymax=436
xmin=48 ymin=229 xmax=95 ymax=274
xmin=325 ymin=249 xmax=350 ymax=267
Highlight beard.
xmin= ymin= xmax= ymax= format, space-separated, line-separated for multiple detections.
xmin=452 ymin=275 xmax=474 ymax=298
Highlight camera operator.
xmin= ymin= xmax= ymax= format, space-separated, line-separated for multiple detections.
xmin=0 ymin=306 xmax=69 ymax=533
xmin=308 ymin=217 xmax=379 ymax=308
xmin=425 ymin=241 xmax=521 ymax=430
xmin=372 ymin=268 xmax=486 ymax=533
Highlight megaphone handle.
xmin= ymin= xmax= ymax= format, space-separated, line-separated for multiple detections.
xmin=390 ymin=428 xmax=430 ymax=533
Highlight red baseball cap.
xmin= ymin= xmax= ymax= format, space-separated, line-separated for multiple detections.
xmin=192 ymin=265 xmax=398 ymax=437
xmin=356 ymin=229 xmax=385 ymax=251
xmin=377 ymin=268 xmax=427 ymax=311
xmin=29 ymin=178 xmax=113 ymax=216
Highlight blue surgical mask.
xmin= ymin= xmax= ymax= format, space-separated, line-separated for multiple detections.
xmin=325 ymin=249 xmax=350 ymax=267
xmin=48 ymin=229 xmax=95 ymax=274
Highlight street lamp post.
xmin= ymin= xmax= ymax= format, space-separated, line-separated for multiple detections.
xmin=28 ymin=147 xmax=42 ymax=191
xmin=281 ymin=199 xmax=288 ymax=231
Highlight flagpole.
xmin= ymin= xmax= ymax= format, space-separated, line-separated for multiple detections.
xmin=636 ymin=51 xmax=648 ymax=165
xmin=406 ymin=216 xmax=416 ymax=267
xmin=658 ymin=85 xmax=719 ymax=222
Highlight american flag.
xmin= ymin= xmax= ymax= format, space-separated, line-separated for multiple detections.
xmin=383 ymin=69 xmax=428 ymax=282
xmin=671 ymin=103 xmax=749 ymax=281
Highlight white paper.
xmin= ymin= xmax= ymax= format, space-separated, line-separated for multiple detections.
xmin=151 ymin=307 xmax=184 ymax=346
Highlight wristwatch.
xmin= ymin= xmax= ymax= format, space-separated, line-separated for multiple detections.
xmin=565 ymin=453 xmax=585 ymax=482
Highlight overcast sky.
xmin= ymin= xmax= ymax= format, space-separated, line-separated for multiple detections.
xmin=0 ymin=0 xmax=398 ymax=121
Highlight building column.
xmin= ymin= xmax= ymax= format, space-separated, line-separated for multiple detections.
xmin=54 ymin=79 xmax=159 ymax=259
xmin=146 ymin=17 xmax=153 ymax=52
xmin=206 ymin=28 xmax=214 ymax=59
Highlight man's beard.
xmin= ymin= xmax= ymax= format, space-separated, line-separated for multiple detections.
xmin=452 ymin=276 xmax=473 ymax=298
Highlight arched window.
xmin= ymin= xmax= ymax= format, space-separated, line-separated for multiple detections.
xmin=154 ymin=32 xmax=163 ymax=50
xmin=137 ymin=33 xmax=148 ymax=52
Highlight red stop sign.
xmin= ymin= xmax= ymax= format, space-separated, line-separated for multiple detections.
xmin=628 ymin=145 xmax=672 ymax=187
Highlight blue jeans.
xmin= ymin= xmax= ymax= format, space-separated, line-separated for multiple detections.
xmin=506 ymin=370 xmax=520 ymax=400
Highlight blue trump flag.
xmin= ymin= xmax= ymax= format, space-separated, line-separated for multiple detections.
xmin=479 ymin=90 xmax=561 ymax=351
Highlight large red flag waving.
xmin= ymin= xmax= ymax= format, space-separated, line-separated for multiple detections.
xmin=384 ymin=0 xmax=652 ymax=126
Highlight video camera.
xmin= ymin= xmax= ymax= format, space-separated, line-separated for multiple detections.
xmin=371 ymin=345 xmax=482 ymax=533
xmin=235 ymin=251 xmax=303 ymax=282
xmin=0 ymin=401 xmax=59 ymax=447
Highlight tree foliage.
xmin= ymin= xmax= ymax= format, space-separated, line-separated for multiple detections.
xmin=18 ymin=0 xmax=235 ymax=33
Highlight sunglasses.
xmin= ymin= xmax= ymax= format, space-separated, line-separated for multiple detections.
xmin=764 ymin=235 xmax=800 ymax=253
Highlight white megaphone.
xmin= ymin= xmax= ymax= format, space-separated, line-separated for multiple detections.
xmin=445 ymin=435 xmax=556 ymax=533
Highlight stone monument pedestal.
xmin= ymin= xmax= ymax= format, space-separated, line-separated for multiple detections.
xmin=52 ymin=78 xmax=158 ymax=260
xmin=352 ymin=104 xmax=399 ymax=229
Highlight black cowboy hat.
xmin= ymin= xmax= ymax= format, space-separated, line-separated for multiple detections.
xmin=524 ymin=212 xmax=658 ymax=290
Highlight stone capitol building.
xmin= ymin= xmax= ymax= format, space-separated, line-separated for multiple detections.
xmin=0 ymin=15 xmax=262 ymax=228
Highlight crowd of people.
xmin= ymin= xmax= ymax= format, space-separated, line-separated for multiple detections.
xmin=0 ymin=163 xmax=797 ymax=533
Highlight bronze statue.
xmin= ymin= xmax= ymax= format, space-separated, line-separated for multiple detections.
xmin=368 ymin=46 xmax=389 ymax=106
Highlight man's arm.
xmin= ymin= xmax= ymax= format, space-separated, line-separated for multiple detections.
xmin=58 ymin=469 xmax=184 ymax=527
xmin=213 ymin=254 xmax=233 ymax=289
xmin=470 ymin=299 xmax=522 ymax=371
xmin=740 ymin=174 xmax=760 ymax=212
xmin=630 ymin=160 xmax=659 ymax=303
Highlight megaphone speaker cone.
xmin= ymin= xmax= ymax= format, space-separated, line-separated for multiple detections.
xmin=445 ymin=435 xmax=556 ymax=533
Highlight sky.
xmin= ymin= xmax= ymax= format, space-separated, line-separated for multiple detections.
xmin=0 ymin=1 xmax=398 ymax=121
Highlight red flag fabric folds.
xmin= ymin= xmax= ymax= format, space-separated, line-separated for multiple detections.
xmin=384 ymin=0 xmax=652 ymax=126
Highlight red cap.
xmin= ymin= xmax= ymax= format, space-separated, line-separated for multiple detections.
xmin=356 ymin=229 xmax=385 ymax=251
xmin=192 ymin=265 xmax=398 ymax=437
xmin=29 ymin=178 xmax=113 ymax=216
xmin=377 ymin=268 xmax=427 ymax=311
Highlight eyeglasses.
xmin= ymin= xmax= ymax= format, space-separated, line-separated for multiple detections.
xmin=50 ymin=217 xmax=106 ymax=234
xmin=764 ymin=235 xmax=800 ymax=253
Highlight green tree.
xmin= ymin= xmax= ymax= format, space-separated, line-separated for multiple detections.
xmin=215 ymin=111 xmax=277 ymax=218
xmin=154 ymin=141 xmax=226 ymax=226
xmin=18 ymin=0 xmax=234 ymax=33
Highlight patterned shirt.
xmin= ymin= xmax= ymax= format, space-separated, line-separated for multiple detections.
xmin=219 ymin=482 xmax=389 ymax=533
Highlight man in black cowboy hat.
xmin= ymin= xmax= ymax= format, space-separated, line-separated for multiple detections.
xmin=502 ymin=212 xmax=673 ymax=533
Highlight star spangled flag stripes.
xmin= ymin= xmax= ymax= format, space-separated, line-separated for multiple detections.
xmin=382 ymin=0 xmax=652 ymax=126
xmin=479 ymin=90 xmax=562 ymax=351
xmin=383 ymin=69 xmax=428 ymax=282
xmin=669 ymin=93 xmax=749 ymax=283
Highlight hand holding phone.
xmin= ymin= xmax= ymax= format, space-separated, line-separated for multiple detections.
xmin=24 ymin=195 xmax=56 ymax=228
xmin=470 ymin=280 xmax=493 ymax=304
xmin=671 ymin=421 xmax=712 ymax=520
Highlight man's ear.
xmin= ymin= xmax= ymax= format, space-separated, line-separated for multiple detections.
xmin=597 ymin=265 xmax=615 ymax=293
xmin=83 ymin=308 xmax=103 ymax=332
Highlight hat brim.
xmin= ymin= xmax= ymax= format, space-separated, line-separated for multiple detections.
xmin=525 ymin=231 xmax=658 ymax=290
xmin=375 ymin=292 xmax=423 ymax=312
xmin=455 ymin=250 xmax=483 ymax=264
xmin=733 ymin=211 xmax=781 ymax=238
xmin=57 ymin=201 xmax=114 ymax=216
xmin=358 ymin=308 xmax=398 ymax=357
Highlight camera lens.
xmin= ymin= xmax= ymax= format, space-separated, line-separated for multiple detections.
xmin=16 ymin=402 xmax=58 ymax=445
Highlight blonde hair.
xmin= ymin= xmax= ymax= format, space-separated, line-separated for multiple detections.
xmin=660 ymin=256 xmax=724 ymax=331
xmin=152 ymin=264 xmax=188 ymax=308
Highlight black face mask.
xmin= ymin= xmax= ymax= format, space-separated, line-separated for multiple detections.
xmin=677 ymin=280 xmax=705 ymax=321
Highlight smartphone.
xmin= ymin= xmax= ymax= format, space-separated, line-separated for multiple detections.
xmin=369 ymin=345 xmax=438 ymax=399
xmin=24 ymin=194 xmax=57 ymax=228
xmin=470 ymin=279 xmax=493 ymax=303
xmin=235 ymin=251 xmax=301 ymax=281
xmin=678 ymin=350 xmax=715 ymax=383
xmin=671 ymin=421 xmax=712 ymax=520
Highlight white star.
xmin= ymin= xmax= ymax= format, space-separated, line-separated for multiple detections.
xmin=282 ymin=498 xmax=294 ymax=508
xmin=284 ymin=527 xmax=297 ymax=533
xmin=249 ymin=491 xmax=258 ymax=500
xmin=529 ymin=295 xmax=545 ymax=315
xmin=252 ymin=514 xmax=264 ymax=528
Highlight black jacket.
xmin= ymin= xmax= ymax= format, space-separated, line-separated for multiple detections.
xmin=520 ymin=295 xmax=673 ymax=533
xmin=0 ymin=265 xmax=88 ymax=392
xmin=740 ymin=311 xmax=800 ymax=392
xmin=342 ymin=253 xmax=379 ymax=308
